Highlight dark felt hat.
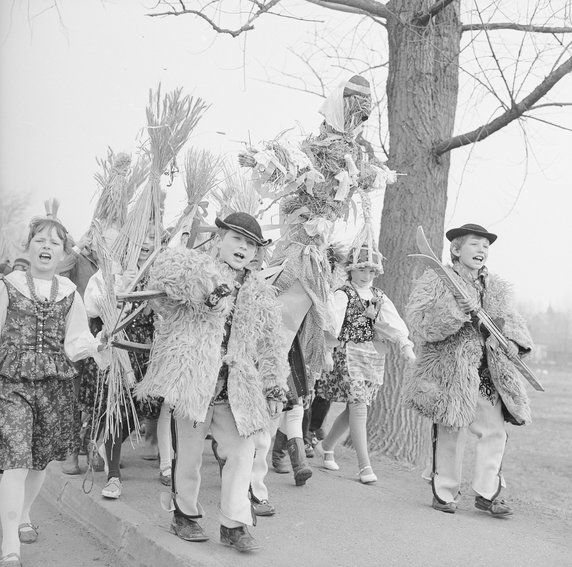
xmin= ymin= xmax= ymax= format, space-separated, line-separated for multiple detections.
xmin=214 ymin=212 xmax=272 ymax=247
xmin=446 ymin=223 xmax=497 ymax=244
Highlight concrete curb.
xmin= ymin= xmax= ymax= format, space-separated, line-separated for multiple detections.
xmin=43 ymin=462 xmax=214 ymax=567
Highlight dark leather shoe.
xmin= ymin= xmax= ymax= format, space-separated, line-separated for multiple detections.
xmin=18 ymin=522 xmax=39 ymax=543
xmin=475 ymin=495 xmax=513 ymax=517
xmin=432 ymin=497 xmax=457 ymax=514
xmin=220 ymin=525 xmax=261 ymax=552
xmin=170 ymin=514 xmax=209 ymax=542
xmin=252 ymin=499 xmax=275 ymax=517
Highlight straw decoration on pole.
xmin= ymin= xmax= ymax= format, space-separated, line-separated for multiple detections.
xmin=112 ymin=85 xmax=209 ymax=273
xmin=89 ymin=221 xmax=139 ymax=441
xmin=93 ymin=149 xmax=132 ymax=229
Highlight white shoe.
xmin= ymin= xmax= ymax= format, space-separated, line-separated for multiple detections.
xmin=315 ymin=441 xmax=339 ymax=471
xmin=102 ymin=477 xmax=122 ymax=499
xmin=359 ymin=466 xmax=377 ymax=484
xmin=98 ymin=443 xmax=109 ymax=475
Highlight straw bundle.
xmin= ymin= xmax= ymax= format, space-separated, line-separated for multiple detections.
xmin=89 ymin=221 xmax=139 ymax=441
xmin=112 ymin=85 xmax=209 ymax=272
xmin=125 ymin=153 xmax=151 ymax=203
xmin=212 ymin=162 xmax=261 ymax=217
xmin=183 ymin=148 xmax=222 ymax=207
xmin=92 ymin=149 xmax=132 ymax=229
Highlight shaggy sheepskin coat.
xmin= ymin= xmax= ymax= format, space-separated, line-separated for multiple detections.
xmin=403 ymin=266 xmax=533 ymax=428
xmin=135 ymin=248 xmax=289 ymax=438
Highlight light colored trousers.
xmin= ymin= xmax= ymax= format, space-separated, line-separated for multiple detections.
xmin=432 ymin=393 xmax=507 ymax=503
xmin=250 ymin=415 xmax=280 ymax=501
xmin=172 ymin=403 xmax=255 ymax=527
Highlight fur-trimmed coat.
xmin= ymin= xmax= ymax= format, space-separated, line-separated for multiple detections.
xmin=135 ymin=248 xmax=289 ymax=438
xmin=402 ymin=266 xmax=533 ymax=428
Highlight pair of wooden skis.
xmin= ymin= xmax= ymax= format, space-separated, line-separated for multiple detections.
xmin=411 ymin=226 xmax=544 ymax=392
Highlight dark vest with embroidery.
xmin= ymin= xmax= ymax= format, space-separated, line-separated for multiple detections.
xmin=337 ymin=284 xmax=383 ymax=344
xmin=0 ymin=278 xmax=77 ymax=381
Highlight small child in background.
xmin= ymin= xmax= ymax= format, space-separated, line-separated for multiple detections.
xmin=0 ymin=203 xmax=108 ymax=567
xmin=316 ymin=246 xmax=415 ymax=483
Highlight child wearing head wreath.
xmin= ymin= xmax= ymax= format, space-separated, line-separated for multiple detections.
xmin=0 ymin=201 xmax=109 ymax=567
xmin=316 ymin=242 xmax=415 ymax=484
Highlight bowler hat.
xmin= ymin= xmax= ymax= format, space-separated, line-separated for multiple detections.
xmin=214 ymin=212 xmax=272 ymax=247
xmin=445 ymin=223 xmax=497 ymax=244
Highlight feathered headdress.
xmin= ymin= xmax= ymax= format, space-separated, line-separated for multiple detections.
xmin=29 ymin=198 xmax=68 ymax=233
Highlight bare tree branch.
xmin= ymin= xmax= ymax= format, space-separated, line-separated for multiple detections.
xmin=304 ymin=0 xmax=390 ymax=19
xmin=462 ymin=23 xmax=572 ymax=34
xmin=522 ymin=113 xmax=572 ymax=133
xmin=434 ymin=55 xmax=572 ymax=155
xmin=530 ymin=102 xmax=572 ymax=110
xmin=148 ymin=0 xmax=282 ymax=38
xmin=411 ymin=0 xmax=456 ymax=27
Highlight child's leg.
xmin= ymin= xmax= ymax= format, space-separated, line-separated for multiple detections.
xmin=171 ymin=411 xmax=211 ymax=519
xmin=0 ymin=468 xmax=27 ymax=557
xmin=142 ymin=416 xmax=159 ymax=460
xmin=470 ymin=396 xmax=507 ymax=500
xmin=432 ymin=423 xmax=467 ymax=503
xmin=282 ymin=403 xmax=304 ymax=439
xmin=309 ymin=394 xmax=331 ymax=440
xmin=20 ymin=469 xmax=47 ymax=525
xmin=210 ymin=404 xmax=256 ymax=527
xmin=157 ymin=402 xmax=172 ymax=473
xmin=250 ymin=430 xmax=271 ymax=502
xmin=322 ymin=404 xmax=350 ymax=452
xmin=105 ymin=426 xmax=126 ymax=480
xmin=348 ymin=401 xmax=370 ymax=470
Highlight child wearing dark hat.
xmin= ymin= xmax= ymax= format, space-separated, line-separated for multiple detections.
xmin=135 ymin=212 xmax=289 ymax=553
xmin=403 ymin=223 xmax=533 ymax=516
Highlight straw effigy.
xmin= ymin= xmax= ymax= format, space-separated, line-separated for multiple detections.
xmin=112 ymin=85 xmax=209 ymax=273
xmin=88 ymin=221 xmax=138 ymax=441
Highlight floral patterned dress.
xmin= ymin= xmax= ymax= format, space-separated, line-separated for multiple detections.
xmin=317 ymin=284 xmax=384 ymax=405
xmin=0 ymin=277 xmax=79 ymax=470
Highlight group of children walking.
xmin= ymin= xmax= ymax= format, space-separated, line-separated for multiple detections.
xmin=0 ymin=202 xmax=534 ymax=565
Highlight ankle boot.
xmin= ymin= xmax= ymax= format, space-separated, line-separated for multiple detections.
xmin=286 ymin=437 xmax=313 ymax=486
xmin=272 ymin=430 xmax=290 ymax=474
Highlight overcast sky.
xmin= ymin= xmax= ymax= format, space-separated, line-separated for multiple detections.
xmin=1 ymin=0 xmax=571 ymax=310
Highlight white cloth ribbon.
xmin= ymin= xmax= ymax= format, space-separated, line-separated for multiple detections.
xmin=303 ymin=217 xmax=334 ymax=240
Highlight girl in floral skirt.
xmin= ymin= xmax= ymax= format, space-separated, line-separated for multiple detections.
xmin=316 ymin=246 xmax=415 ymax=483
xmin=0 ymin=205 xmax=108 ymax=567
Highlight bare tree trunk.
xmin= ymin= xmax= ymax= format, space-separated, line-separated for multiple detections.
xmin=367 ymin=0 xmax=461 ymax=464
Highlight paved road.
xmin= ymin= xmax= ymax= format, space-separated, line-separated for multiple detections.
xmin=0 ymin=489 xmax=117 ymax=567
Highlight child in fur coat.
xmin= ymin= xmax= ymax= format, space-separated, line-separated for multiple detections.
xmin=135 ymin=212 xmax=289 ymax=553
xmin=403 ymin=223 xmax=533 ymax=517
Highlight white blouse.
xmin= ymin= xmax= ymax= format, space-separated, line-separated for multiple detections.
xmin=330 ymin=283 xmax=413 ymax=350
xmin=0 ymin=271 xmax=107 ymax=367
